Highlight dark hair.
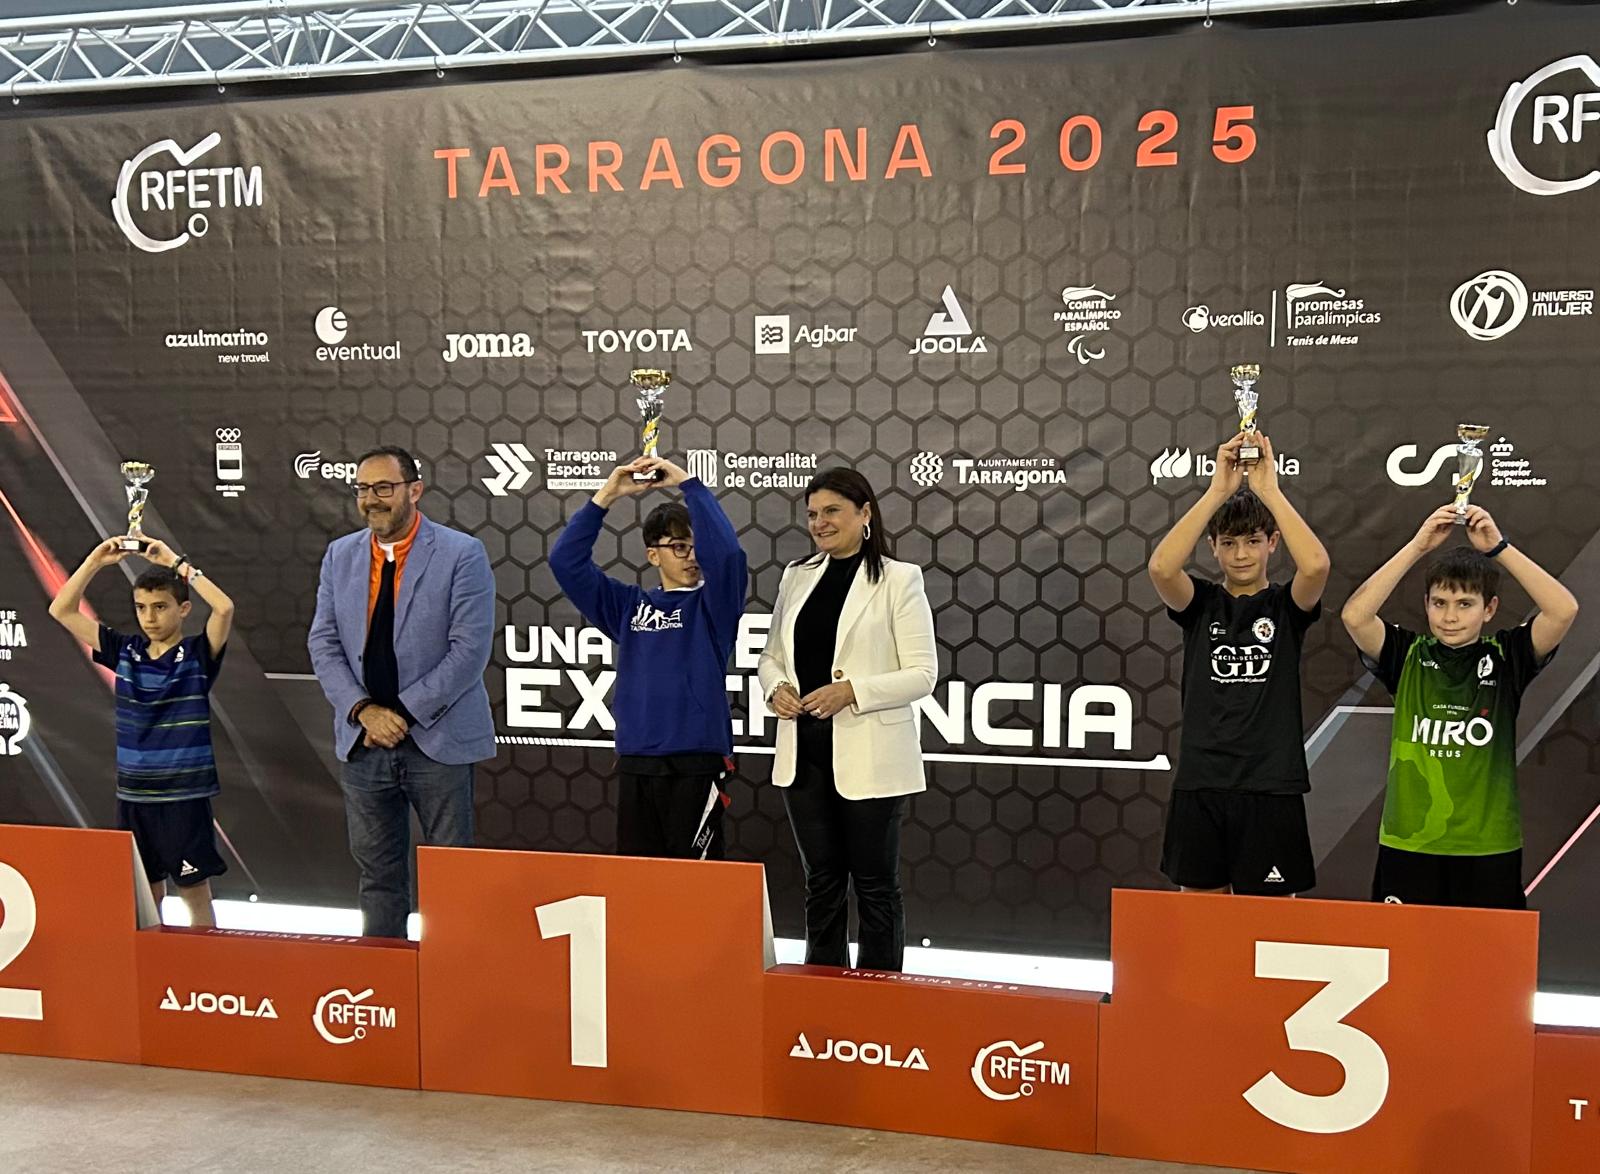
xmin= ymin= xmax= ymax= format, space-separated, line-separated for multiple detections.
xmin=133 ymin=566 xmax=189 ymax=604
xmin=355 ymin=445 xmax=421 ymax=482
xmin=803 ymin=467 xmax=891 ymax=583
xmin=1425 ymin=547 xmax=1499 ymax=604
xmin=643 ymin=502 xmax=691 ymax=547
xmin=1206 ymin=488 xmax=1278 ymax=541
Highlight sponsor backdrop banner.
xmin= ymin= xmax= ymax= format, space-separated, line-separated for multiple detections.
xmin=1 ymin=1 xmax=1597 ymax=982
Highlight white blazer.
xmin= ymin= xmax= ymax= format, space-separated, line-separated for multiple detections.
xmin=757 ymin=554 xmax=938 ymax=800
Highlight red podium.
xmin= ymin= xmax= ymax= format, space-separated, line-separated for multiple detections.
xmin=1098 ymin=888 xmax=1539 ymax=1174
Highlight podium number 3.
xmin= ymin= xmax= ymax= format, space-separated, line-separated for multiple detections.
xmin=0 ymin=861 xmax=43 ymax=1021
xmin=1243 ymin=941 xmax=1390 ymax=1134
xmin=536 ymin=895 xmax=607 ymax=1069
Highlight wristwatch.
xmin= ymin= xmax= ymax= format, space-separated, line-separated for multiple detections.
xmin=1485 ymin=537 xmax=1510 ymax=559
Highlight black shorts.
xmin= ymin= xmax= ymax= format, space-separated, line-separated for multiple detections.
xmin=117 ymin=798 xmax=227 ymax=888
xmin=1160 ymin=789 xmax=1314 ymax=895
xmin=1371 ymin=845 xmax=1525 ymax=909
xmin=616 ymin=754 xmax=728 ymax=861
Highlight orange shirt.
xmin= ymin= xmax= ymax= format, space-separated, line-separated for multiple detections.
xmin=368 ymin=511 xmax=421 ymax=622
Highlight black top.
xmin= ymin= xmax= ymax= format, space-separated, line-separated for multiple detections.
xmin=794 ymin=550 xmax=865 ymax=697
xmin=1168 ymin=574 xmax=1321 ymax=794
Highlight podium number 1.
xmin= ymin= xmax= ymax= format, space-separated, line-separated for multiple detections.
xmin=1243 ymin=941 xmax=1390 ymax=1135
xmin=536 ymin=895 xmax=607 ymax=1068
xmin=0 ymin=861 xmax=43 ymax=1021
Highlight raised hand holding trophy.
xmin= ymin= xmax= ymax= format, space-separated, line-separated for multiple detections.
xmin=1453 ymin=423 xmax=1491 ymax=525
xmin=1231 ymin=364 xmax=1262 ymax=467
xmin=118 ymin=461 xmax=155 ymax=551
xmin=630 ymin=368 xmax=673 ymax=483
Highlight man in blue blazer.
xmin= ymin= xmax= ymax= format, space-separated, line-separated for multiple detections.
xmin=307 ymin=445 xmax=495 ymax=938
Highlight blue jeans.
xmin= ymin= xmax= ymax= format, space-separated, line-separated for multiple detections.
xmin=340 ymin=738 xmax=475 ymax=938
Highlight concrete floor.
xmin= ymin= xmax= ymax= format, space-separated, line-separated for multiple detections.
xmin=0 ymin=1053 xmax=1258 ymax=1174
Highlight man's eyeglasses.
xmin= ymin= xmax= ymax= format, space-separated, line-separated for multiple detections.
xmin=651 ymin=540 xmax=695 ymax=559
xmin=352 ymin=479 xmax=416 ymax=500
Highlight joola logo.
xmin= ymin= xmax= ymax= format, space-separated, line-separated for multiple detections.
xmin=789 ymin=1032 xmax=929 ymax=1070
xmin=160 ymin=987 xmax=278 ymax=1018
xmin=1411 ymin=715 xmax=1495 ymax=748
xmin=630 ymin=601 xmax=684 ymax=632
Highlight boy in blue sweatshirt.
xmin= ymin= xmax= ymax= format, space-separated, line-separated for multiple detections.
xmin=550 ymin=455 xmax=749 ymax=859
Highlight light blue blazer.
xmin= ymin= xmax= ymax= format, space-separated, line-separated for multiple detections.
xmin=307 ymin=515 xmax=496 ymax=765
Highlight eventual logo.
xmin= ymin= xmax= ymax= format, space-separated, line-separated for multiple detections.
xmin=314 ymin=306 xmax=400 ymax=363
xmin=1053 ymin=285 xmax=1119 ymax=365
xmin=630 ymin=600 xmax=684 ymax=632
xmin=0 ymin=682 xmax=30 ymax=755
xmin=581 ymin=327 xmax=692 ymax=354
xmin=112 ymin=133 xmax=264 ymax=254
xmin=0 ymin=610 xmax=27 ymax=663
xmin=313 ymin=987 xmax=398 ymax=1045
xmin=294 ymin=451 xmax=358 ymax=483
xmin=909 ymin=452 xmax=945 ymax=488
xmin=1272 ymin=281 xmax=1382 ymax=348
xmin=482 ymin=443 xmax=537 ymax=497
xmin=910 ymin=286 xmax=987 ymax=356
xmin=214 ymin=428 xmax=245 ymax=499
xmin=1450 ymin=269 xmax=1593 ymax=341
xmin=789 ymin=1032 xmax=929 ymax=1070
xmin=1488 ymin=55 xmax=1600 ymax=197
xmin=754 ymin=313 xmax=858 ymax=355
xmin=970 ymin=1040 xmax=1071 ymax=1101
xmin=1182 ymin=304 xmax=1265 ymax=334
xmin=442 ymin=331 xmax=536 ymax=363
xmin=1253 ymin=618 xmax=1276 ymax=643
xmin=160 ymin=987 xmax=278 ymax=1018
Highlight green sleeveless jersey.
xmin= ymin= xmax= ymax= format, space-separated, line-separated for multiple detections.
xmin=1365 ymin=623 xmax=1549 ymax=856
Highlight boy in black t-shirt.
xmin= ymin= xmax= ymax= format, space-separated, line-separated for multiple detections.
xmin=1147 ymin=432 xmax=1331 ymax=895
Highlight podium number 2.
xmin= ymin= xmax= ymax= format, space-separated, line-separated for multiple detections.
xmin=0 ymin=861 xmax=43 ymax=1021
xmin=1243 ymin=941 xmax=1390 ymax=1134
xmin=536 ymin=895 xmax=607 ymax=1069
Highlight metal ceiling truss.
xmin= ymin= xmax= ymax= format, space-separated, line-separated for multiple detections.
xmin=1 ymin=0 xmax=1429 ymax=102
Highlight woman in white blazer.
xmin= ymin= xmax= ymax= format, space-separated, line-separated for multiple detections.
xmin=757 ymin=467 xmax=937 ymax=971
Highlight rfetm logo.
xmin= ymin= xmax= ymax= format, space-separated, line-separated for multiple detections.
xmin=112 ymin=133 xmax=264 ymax=254
xmin=1149 ymin=448 xmax=1193 ymax=483
xmin=313 ymin=987 xmax=397 ymax=1045
xmin=482 ymin=443 xmax=537 ymax=497
xmin=1385 ymin=443 xmax=1457 ymax=488
xmin=1489 ymin=55 xmax=1600 ymax=196
xmin=909 ymin=452 xmax=945 ymax=487
xmin=1451 ymin=270 xmax=1529 ymax=341
xmin=0 ymin=682 xmax=30 ymax=756
xmin=970 ymin=1040 xmax=1070 ymax=1101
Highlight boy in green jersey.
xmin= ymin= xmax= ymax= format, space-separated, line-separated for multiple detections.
xmin=1341 ymin=504 xmax=1578 ymax=908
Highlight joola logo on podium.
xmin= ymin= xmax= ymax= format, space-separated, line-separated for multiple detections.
xmin=160 ymin=987 xmax=278 ymax=1018
xmin=789 ymin=1032 xmax=929 ymax=1070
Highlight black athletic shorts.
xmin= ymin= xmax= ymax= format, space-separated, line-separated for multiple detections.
xmin=616 ymin=754 xmax=729 ymax=861
xmin=1371 ymin=844 xmax=1525 ymax=910
xmin=1160 ymin=789 xmax=1314 ymax=895
xmin=117 ymin=798 xmax=227 ymax=888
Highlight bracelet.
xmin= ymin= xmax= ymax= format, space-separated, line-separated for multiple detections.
xmin=767 ymin=681 xmax=792 ymax=703
xmin=1485 ymin=537 xmax=1510 ymax=559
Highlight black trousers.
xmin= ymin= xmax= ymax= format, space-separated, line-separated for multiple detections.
xmin=616 ymin=755 xmax=726 ymax=860
xmin=781 ymin=720 xmax=907 ymax=971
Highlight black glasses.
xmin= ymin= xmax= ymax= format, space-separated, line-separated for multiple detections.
xmin=651 ymin=540 xmax=695 ymax=559
xmin=352 ymin=479 xmax=416 ymax=500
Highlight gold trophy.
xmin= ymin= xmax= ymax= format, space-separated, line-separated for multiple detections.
xmin=1231 ymin=363 xmax=1262 ymax=466
xmin=118 ymin=461 xmax=155 ymax=551
xmin=630 ymin=368 xmax=672 ymax=483
xmin=1453 ymin=423 xmax=1491 ymax=525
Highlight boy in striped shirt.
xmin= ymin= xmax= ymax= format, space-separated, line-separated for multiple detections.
xmin=50 ymin=536 xmax=235 ymax=926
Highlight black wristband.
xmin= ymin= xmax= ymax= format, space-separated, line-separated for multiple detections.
xmin=1486 ymin=537 xmax=1510 ymax=559
xmin=350 ymin=699 xmax=373 ymax=725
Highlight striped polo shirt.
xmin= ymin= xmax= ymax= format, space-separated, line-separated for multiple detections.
xmin=92 ymin=625 xmax=227 ymax=803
